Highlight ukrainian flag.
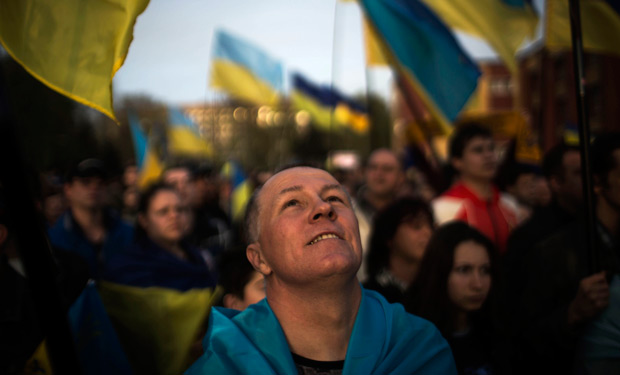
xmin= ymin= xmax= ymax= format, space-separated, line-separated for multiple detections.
xmin=360 ymin=0 xmax=480 ymax=135
xmin=419 ymin=0 xmax=538 ymax=74
xmin=129 ymin=113 xmax=164 ymax=190
xmin=68 ymin=282 xmax=133 ymax=375
xmin=137 ymin=146 xmax=165 ymax=190
xmin=167 ymin=107 xmax=214 ymax=159
xmin=99 ymin=281 xmax=221 ymax=375
xmin=210 ymin=29 xmax=283 ymax=106
xmin=221 ymin=161 xmax=253 ymax=222
xmin=0 ymin=0 xmax=149 ymax=121
xmin=128 ymin=112 xmax=148 ymax=168
xmin=291 ymin=73 xmax=369 ymax=133
xmin=546 ymin=0 xmax=620 ymax=57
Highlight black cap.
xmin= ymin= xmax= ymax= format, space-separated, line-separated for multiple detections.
xmin=66 ymin=159 xmax=107 ymax=182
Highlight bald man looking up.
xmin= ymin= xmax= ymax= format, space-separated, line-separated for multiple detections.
xmin=186 ymin=166 xmax=455 ymax=375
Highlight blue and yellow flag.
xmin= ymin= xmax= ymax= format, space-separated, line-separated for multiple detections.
xmin=167 ymin=107 xmax=213 ymax=159
xmin=0 ymin=0 xmax=150 ymax=121
xmin=128 ymin=112 xmax=148 ymax=168
xmin=99 ymin=281 xmax=220 ymax=375
xmin=360 ymin=0 xmax=480 ymax=135
xmin=68 ymin=282 xmax=133 ymax=375
xmin=138 ymin=135 xmax=165 ymax=190
xmin=419 ymin=0 xmax=538 ymax=74
xmin=221 ymin=161 xmax=253 ymax=222
xmin=210 ymin=30 xmax=283 ymax=106
xmin=291 ymin=73 xmax=369 ymax=133
xmin=546 ymin=0 xmax=620 ymax=56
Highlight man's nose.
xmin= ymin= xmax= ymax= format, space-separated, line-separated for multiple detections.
xmin=310 ymin=199 xmax=336 ymax=222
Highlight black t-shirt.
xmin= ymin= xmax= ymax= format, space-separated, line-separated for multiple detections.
xmin=292 ymin=352 xmax=344 ymax=375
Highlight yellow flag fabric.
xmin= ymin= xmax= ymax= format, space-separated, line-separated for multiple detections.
xmin=220 ymin=161 xmax=253 ymax=222
xmin=420 ymin=0 xmax=538 ymax=73
xmin=0 ymin=0 xmax=150 ymax=121
xmin=291 ymin=90 xmax=334 ymax=131
xmin=137 ymin=146 xmax=164 ymax=190
xmin=24 ymin=340 xmax=53 ymax=375
xmin=546 ymin=0 xmax=620 ymax=56
xmin=167 ymin=108 xmax=214 ymax=159
xmin=334 ymin=104 xmax=370 ymax=133
xmin=168 ymin=127 xmax=213 ymax=158
xmin=99 ymin=281 xmax=221 ymax=375
xmin=362 ymin=16 xmax=391 ymax=66
xmin=211 ymin=60 xmax=280 ymax=107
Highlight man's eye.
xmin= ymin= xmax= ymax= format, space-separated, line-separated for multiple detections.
xmin=327 ymin=196 xmax=343 ymax=203
xmin=283 ymin=200 xmax=299 ymax=208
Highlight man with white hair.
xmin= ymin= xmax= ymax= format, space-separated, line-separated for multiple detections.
xmin=186 ymin=166 xmax=455 ymax=374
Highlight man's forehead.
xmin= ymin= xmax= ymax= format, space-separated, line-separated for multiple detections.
xmin=369 ymin=150 xmax=398 ymax=166
xmin=260 ymin=167 xmax=341 ymax=202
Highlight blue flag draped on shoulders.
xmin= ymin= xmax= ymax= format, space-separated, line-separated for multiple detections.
xmin=291 ymin=73 xmax=369 ymax=133
xmin=360 ymin=0 xmax=480 ymax=135
xmin=185 ymin=288 xmax=456 ymax=374
xmin=210 ymin=29 xmax=283 ymax=106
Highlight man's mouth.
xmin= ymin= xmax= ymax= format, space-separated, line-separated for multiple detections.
xmin=307 ymin=233 xmax=341 ymax=245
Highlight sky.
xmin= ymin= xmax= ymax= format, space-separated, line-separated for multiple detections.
xmin=113 ymin=0 xmax=535 ymax=106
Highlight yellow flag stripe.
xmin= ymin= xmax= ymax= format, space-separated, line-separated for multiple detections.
xmin=211 ymin=59 xmax=280 ymax=106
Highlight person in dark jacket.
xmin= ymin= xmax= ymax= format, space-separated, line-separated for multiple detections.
xmin=363 ymin=197 xmax=434 ymax=303
xmin=105 ymin=183 xmax=215 ymax=290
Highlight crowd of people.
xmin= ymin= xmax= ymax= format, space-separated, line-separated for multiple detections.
xmin=2 ymin=123 xmax=619 ymax=374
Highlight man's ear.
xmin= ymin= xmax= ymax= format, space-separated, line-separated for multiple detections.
xmin=246 ymin=243 xmax=272 ymax=276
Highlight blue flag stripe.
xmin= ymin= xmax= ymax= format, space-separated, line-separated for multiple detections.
xmin=212 ymin=30 xmax=283 ymax=92
xmin=361 ymin=0 xmax=480 ymax=122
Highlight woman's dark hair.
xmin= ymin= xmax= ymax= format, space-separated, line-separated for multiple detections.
xmin=403 ymin=221 xmax=500 ymax=336
xmin=134 ymin=183 xmax=179 ymax=240
xmin=365 ymin=197 xmax=434 ymax=279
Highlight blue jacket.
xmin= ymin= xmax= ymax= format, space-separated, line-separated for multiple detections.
xmin=48 ymin=210 xmax=134 ymax=279
xmin=186 ymin=288 xmax=456 ymax=374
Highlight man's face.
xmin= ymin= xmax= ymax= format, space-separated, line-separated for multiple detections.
xmin=65 ymin=176 xmax=104 ymax=210
xmin=555 ymin=150 xmax=583 ymax=203
xmin=365 ymin=150 xmax=403 ymax=198
xmin=249 ymin=167 xmax=362 ymax=286
xmin=511 ymin=173 xmax=538 ymax=207
xmin=452 ymin=136 xmax=497 ymax=181
xmin=164 ymin=168 xmax=195 ymax=205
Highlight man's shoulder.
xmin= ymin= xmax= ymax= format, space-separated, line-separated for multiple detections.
xmin=348 ymin=289 xmax=457 ymax=374
xmin=186 ymin=300 xmax=296 ymax=374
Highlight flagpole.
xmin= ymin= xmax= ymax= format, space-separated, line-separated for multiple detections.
xmin=568 ymin=0 xmax=598 ymax=273
xmin=328 ymin=0 xmax=342 ymax=154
